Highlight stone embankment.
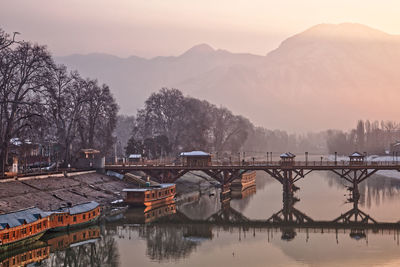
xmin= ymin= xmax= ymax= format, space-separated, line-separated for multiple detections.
xmin=0 ymin=171 xmax=132 ymax=213
xmin=0 ymin=170 xmax=219 ymax=214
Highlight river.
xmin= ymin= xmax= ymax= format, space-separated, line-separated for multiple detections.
xmin=4 ymin=171 xmax=400 ymax=266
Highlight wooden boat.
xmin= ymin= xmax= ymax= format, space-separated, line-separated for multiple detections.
xmin=49 ymin=201 xmax=100 ymax=231
xmin=123 ymin=183 xmax=176 ymax=207
xmin=231 ymin=171 xmax=256 ymax=191
xmin=0 ymin=207 xmax=50 ymax=251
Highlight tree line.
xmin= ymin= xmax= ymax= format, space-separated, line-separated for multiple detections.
xmin=124 ymin=88 xmax=252 ymax=159
xmin=0 ymin=28 xmax=118 ymax=174
xmin=122 ymin=88 xmax=327 ymax=159
xmin=326 ymin=120 xmax=400 ymax=155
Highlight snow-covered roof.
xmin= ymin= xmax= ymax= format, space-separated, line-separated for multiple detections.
xmin=128 ymin=154 xmax=142 ymax=159
xmin=52 ymin=201 xmax=99 ymax=215
xmin=123 ymin=183 xmax=175 ymax=192
xmin=180 ymin=151 xmax=210 ymax=157
xmin=349 ymin=152 xmax=364 ymax=157
xmin=280 ymin=152 xmax=296 ymax=158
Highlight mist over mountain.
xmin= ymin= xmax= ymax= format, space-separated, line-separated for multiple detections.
xmin=56 ymin=23 xmax=400 ymax=131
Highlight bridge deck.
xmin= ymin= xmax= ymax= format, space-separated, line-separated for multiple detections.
xmin=105 ymin=161 xmax=400 ymax=171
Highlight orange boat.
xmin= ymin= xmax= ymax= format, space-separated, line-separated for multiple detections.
xmin=0 ymin=207 xmax=50 ymax=251
xmin=48 ymin=201 xmax=100 ymax=231
xmin=231 ymin=171 xmax=256 ymax=191
xmin=123 ymin=183 xmax=176 ymax=207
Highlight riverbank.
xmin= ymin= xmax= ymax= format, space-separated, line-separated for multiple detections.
xmin=0 ymin=170 xmax=219 ymax=214
xmin=0 ymin=171 xmax=132 ymax=213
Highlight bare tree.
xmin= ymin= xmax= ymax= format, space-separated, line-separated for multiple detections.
xmin=0 ymin=41 xmax=53 ymax=174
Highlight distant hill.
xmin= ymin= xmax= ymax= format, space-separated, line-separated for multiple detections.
xmin=56 ymin=23 xmax=400 ymax=131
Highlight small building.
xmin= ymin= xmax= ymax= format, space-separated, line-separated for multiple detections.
xmin=349 ymin=152 xmax=365 ymax=165
xmin=280 ymin=152 xmax=296 ymax=165
xmin=128 ymin=154 xmax=142 ymax=163
xmin=75 ymin=149 xmax=104 ymax=169
xmin=179 ymin=151 xmax=211 ymax=167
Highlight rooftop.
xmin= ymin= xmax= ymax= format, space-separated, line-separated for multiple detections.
xmin=280 ymin=152 xmax=296 ymax=158
xmin=350 ymin=152 xmax=364 ymax=157
xmin=123 ymin=183 xmax=175 ymax=192
xmin=180 ymin=151 xmax=210 ymax=157
xmin=0 ymin=207 xmax=49 ymax=230
xmin=81 ymin=149 xmax=100 ymax=154
xmin=53 ymin=201 xmax=99 ymax=215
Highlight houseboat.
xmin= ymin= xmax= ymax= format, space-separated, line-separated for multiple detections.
xmin=123 ymin=183 xmax=176 ymax=207
xmin=231 ymin=171 xmax=256 ymax=191
xmin=0 ymin=207 xmax=50 ymax=251
xmin=49 ymin=201 xmax=100 ymax=231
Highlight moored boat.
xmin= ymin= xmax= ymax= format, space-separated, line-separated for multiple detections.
xmin=123 ymin=183 xmax=176 ymax=207
xmin=231 ymin=171 xmax=256 ymax=190
xmin=49 ymin=201 xmax=100 ymax=231
xmin=0 ymin=207 xmax=50 ymax=251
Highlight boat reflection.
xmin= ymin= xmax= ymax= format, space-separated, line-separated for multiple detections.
xmin=231 ymin=185 xmax=256 ymax=200
xmin=0 ymin=225 xmax=119 ymax=267
xmin=0 ymin=240 xmax=49 ymax=267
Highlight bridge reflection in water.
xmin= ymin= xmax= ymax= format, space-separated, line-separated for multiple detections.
xmin=111 ymin=182 xmax=400 ymax=261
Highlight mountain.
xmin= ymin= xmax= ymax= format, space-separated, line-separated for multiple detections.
xmin=56 ymin=23 xmax=400 ymax=131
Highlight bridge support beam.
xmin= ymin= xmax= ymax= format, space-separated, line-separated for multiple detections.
xmin=264 ymin=168 xmax=310 ymax=199
xmin=330 ymin=168 xmax=378 ymax=201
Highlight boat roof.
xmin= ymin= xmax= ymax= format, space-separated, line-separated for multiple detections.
xmin=128 ymin=154 xmax=142 ymax=159
xmin=180 ymin=151 xmax=210 ymax=157
xmin=53 ymin=201 xmax=99 ymax=215
xmin=123 ymin=183 xmax=175 ymax=192
xmin=0 ymin=207 xmax=49 ymax=230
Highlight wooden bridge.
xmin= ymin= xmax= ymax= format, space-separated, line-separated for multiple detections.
xmin=105 ymin=158 xmax=400 ymax=200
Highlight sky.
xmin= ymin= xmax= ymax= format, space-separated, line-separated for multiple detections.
xmin=1 ymin=0 xmax=400 ymax=58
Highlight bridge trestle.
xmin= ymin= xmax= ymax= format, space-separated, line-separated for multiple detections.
xmin=330 ymin=168 xmax=378 ymax=201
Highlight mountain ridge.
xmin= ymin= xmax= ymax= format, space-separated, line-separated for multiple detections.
xmin=56 ymin=23 xmax=400 ymax=131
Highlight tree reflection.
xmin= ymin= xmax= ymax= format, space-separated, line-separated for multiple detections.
xmin=137 ymin=224 xmax=206 ymax=262
xmin=326 ymin=171 xmax=400 ymax=208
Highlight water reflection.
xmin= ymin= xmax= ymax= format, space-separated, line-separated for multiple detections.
xmin=4 ymin=170 xmax=400 ymax=266
xmin=0 ymin=225 xmax=120 ymax=267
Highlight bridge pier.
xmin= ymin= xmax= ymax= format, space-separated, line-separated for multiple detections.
xmin=264 ymin=168 xmax=307 ymax=200
xmin=330 ymin=168 xmax=378 ymax=202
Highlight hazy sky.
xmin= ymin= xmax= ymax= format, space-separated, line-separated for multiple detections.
xmin=1 ymin=0 xmax=400 ymax=58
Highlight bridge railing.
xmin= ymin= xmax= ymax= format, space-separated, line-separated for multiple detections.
xmin=105 ymin=160 xmax=400 ymax=168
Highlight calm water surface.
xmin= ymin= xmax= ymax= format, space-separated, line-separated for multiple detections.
xmin=4 ymin=171 xmax=400 ymax=266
